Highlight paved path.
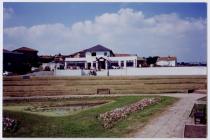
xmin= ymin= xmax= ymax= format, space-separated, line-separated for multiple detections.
xmin=131 ymin=93 xmax=206 ymax=138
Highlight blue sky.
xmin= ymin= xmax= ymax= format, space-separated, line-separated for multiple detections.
xmin=3 ymin=3 xmax=207 ymax=62
xmin=4 ymin=3 xmax=207 ymax=27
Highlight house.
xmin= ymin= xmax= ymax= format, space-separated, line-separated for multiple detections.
xmin=39 ymin=55 xmax=54 ymax=63
xmin=42 ymin=62 xmax=63 ymax=71
xmin=3 ymin=49 xmax=30 ymax=74
xmin=64 ymin=44 xmax=138 ymax=70
xmin=13 ymin=47 xmax=39 ymax=67
xmin=54 ymin=53 xmax=66 ymax=63
xmin=13 ymin=47 xmax=38 ymax=57
xmin=40 ymin=54 xmax=66 ymax=71
xmin=3 ymin=47 xmax=41 ymax=74
xmin=156 ymin=56 xmax=177 ymax=67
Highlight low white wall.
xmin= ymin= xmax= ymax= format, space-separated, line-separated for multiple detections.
xmin=54 ymin=69 xmax=82 ymax=76
xmin=97 ymin=70 xmax=108 ymax=76
xmin=108 ymin=67 xmax=207 ymax=76
xmin=81 ymin=70 xmax=90 ymax=76
xmin=54 ymin=67 xmax=206 ymax=76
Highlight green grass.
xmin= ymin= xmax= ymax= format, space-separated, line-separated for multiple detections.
xmin=3 ymin=96 xmax=178 ymax=137
xmin=4 ymin=99 xmax=113 ymax=117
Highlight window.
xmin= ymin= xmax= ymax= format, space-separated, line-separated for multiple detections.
xmin=91 ymin=52 xmax=96 ymax=56
xmin=93 ymin=62 xmax=96 ymax=67
xmin=110 ymin=61 xmax=118 ymax=66
xmin=104 ymin=52 xmax=107 ymax=56
xmin=121 ymin=61 xmax=124 ymax=67
xmin=126 ymin=60 xmax=134 ymax=67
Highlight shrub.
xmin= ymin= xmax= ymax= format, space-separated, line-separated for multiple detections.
xmin=98 ymin=97 xmax=161 ymax=129
xmin=3 ymin=117 xmax=19 ymax=133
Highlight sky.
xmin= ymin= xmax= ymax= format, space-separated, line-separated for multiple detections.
xmin=3 ymin=2 xmax=207 ymax=62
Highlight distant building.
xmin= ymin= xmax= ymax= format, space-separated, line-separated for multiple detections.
xmin=42 ymin=62 xmax=63 ymax=71
xmin=39 ymin=55 xmax=54 ymax=63
xmin=137 ymin=57 xmax=147 ymax=67
xmin=156 ymin=56 xmax=177 ymax=67
xmin=3 ymin=47 xmax=40 ymax=74
xmin=40 ymin=54 xmax=66 ymax=71
xmin=177 ymin=62 xmax=207 ymax=67
xmin=54 ymin=54 xmax=66 ymax=64
xmin=13 ymin=47 xmax=39 ymax=67
xmin=65 ymin=44 xmax=138 ymax=70
xmin=13 ymin=47 xmax=38 ymax=57
xmin=3 ymin=49 xmax=30 ymax=74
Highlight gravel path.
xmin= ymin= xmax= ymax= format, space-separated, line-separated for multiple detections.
xmin=131 ymin=93 xmax=206 ymax=138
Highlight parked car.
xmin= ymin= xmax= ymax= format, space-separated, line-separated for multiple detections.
xmin=31 ymin=67 xmax=40 ymax=72
xmin=3 ymin=71 xmax=13 ymax=76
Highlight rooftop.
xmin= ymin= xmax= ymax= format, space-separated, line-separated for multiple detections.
xmin=114 ymin=54 xmax=131 ymax=57
xmin=3 ymin=49 xmax=23 ymax=55
xmin=157 ymin=56 xmax=177 ymax=61
xmin=85 ymin=44 xmax=113 ymax=52
xmin=13 ymin=47 xmax=38 ymax=52
xmin=70 ymin=44 xmax=114 ymax=57
xmin=3 ymin=49 xmax=10 ymax=53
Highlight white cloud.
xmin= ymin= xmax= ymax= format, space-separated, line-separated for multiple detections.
xmin=4 ymin=7 xmax=14 ymax=20
xmin=3 ymin=8 xmax=207 ymax=62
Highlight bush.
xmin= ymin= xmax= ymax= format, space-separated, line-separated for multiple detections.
xmin=3 ymin=117 xmax=19 ymax=133
xmin=98 ymin=97 xmax=161 ymax=129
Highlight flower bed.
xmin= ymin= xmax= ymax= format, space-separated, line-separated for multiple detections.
xmin=3 ymin=117 xmax=19 ymax=133
xmin=98 ymin=97 xmax=161 ymax=129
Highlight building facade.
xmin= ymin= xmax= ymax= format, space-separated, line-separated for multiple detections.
xmin=3 ymin=47 xmax=45 ymax=75
xmin=65 ymin=44 xmax=138 ymax=70
xmin=12 ymin=47 xmax=39 ymax=67
xmin=156 ymin=56 xmax=177 ymax=67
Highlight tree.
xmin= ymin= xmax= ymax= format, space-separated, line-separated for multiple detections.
xmin=146 ymin=56 xmax=159 ymax=66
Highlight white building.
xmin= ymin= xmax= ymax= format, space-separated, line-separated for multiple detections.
xmin=42 ymin=62 xmax=64 ymax=71
xmin=156 ymin=56 xmax=177 ymax=67
xmin=65 ymin=44 xmax=138 ymax=70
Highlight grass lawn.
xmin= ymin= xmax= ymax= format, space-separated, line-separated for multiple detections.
xmin=3 ymin=96 xmax=178 ymax=137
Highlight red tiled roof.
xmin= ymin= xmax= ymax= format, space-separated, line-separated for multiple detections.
xmin=157 ymin=56 xmax=177 ymax=61
xmin=13 ymin=47 xmax=38 ymax=52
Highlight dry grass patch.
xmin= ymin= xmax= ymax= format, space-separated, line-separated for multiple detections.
xmin=3 ymin=76 xmax=206 ymax=97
